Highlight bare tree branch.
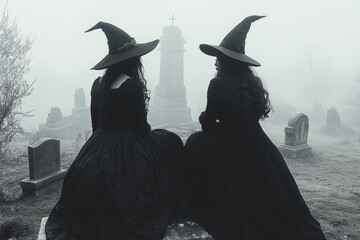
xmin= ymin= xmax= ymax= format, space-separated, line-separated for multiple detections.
xmin=0 ymin=8 xmax=34 ymax=156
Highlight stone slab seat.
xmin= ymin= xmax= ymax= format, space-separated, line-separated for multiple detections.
xmin=37 ymin=217 xmax=214 ymax=240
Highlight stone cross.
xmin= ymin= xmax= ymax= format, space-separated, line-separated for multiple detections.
xmin=169 ymin=14 xmax=176 ymax=25
xmin=278 ymin=112 xmax=312 ymax=159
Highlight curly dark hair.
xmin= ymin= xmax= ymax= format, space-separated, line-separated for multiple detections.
xmin=101 ymin=56 xmax=150 ymax=111
xmin=216 ymin=53 xmax=273 ymax=120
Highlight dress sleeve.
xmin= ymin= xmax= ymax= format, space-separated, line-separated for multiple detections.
xmin=130 ymin=80 xmax=151 ymax=136
xmin=199 ymin=78 xmax=222 ymax=131
xmin=90 ymin=78 xmax=100 ymax=133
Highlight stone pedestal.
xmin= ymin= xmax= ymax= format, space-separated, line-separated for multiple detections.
xmin=278 ymin=144 xmax=312 ymax=159
xmin=20 ymin=170 xmax=66 ymax=196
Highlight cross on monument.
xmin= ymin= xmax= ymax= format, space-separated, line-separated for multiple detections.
xmin=169 ymin=14 xmax=176 ymax=25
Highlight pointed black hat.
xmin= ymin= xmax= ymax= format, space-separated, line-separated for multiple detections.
xmin=199 ymin=15 xmax=265 ymax=66
xmin=86 ymin=21 xmax=159 ymax=70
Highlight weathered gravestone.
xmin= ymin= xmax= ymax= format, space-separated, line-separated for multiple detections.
xmin=326 ymin=106 xmax=341 ymax=127
xmin=278 ymin=112 xmax=312 ymax=159
xmin=20 ymin=138 xmax=66 ymax=196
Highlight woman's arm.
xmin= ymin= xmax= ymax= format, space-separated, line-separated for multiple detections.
xmin=199 ymin=78 xmax=222 ymax=131
xmin=90 ymin=78 xmax=100 ymax=133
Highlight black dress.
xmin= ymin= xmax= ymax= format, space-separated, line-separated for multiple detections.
xmin=45 ymin=77 xmax=183 ymax=240
xmin=184 ymin=77 xmax=327 ymax=240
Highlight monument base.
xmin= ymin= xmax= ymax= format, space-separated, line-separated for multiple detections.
xmin=278 ymin=144 xmax=312 ymax=159
xmin=20 ymin=169 xmax=67 ymax=196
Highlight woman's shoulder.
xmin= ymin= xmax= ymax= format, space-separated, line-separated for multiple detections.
xmin=90 ymin=77 xmax=101 ymax=95
xmin=209 ymin=76 xmax=226 ymax=89
xmin=210 ymin=76 xmax=227 ymax=84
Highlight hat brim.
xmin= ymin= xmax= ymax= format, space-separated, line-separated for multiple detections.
xmin=92 ymin=39 xmax=160 ymax=70
xmin=199 ymin=44 xmax=261 ymax=67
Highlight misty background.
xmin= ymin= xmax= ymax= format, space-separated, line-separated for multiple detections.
xmin=3 ymin=0 xmax=360 ymax=131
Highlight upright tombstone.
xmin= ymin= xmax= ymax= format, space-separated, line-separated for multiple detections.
xmin=20 ymin=138 xmax=66 ymax=196
xmin=278 ymin=112 xmax=312 ymax=159
xmin=326 ymin=106 xmax=341 ymax=127
xmin=148 ymin=16 xmax=192 ymax=126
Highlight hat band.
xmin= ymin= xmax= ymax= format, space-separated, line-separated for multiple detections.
xmin=115 ymin=38 xmax=137 ymax=53
xmin=220 ymin=40 xmax=245 ymax=54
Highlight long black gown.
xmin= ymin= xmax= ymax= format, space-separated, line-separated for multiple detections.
xmin=184 ymin=77 xmax=327 ymax=240
xmin=45 ymin=77 xmax=183 ymax=240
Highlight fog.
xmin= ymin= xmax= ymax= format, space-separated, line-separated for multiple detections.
xmin=4 ymin=0 xmax=360 ymax=131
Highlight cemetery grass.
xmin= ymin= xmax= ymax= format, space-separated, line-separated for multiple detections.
xmin=0 ymin=124 xmax=360 ymax=240
xmin=0 ymin=139 xmax=75 ymax=240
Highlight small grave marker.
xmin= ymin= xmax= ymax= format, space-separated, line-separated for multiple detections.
xmin=20 ymin=138 xmax=66 ymax=196
xmin=278 ymin=112 xmax=312 ymax=159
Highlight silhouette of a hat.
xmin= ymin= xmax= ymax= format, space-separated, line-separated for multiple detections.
xmin=200 ymin=15 xmax=265 ymax=67
xmin=86 ymin=21 xmax=159 ymax=70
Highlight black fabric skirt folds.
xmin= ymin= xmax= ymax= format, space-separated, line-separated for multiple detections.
xmin=45 ymin=128 xmax=183 ymax=240
xmin=183 ymin=122 xmax=327 ymax=240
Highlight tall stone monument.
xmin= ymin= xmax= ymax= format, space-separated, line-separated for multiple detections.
xmin=148 ymin=16 xmax=192 ymax=126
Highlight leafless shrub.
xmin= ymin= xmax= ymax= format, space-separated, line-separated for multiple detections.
xmin=0 ymin=7 xmax=34 ymax=178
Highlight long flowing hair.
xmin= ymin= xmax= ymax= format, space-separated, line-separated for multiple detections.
xmin=216 ymin=53 xmax=272 ymax=120
xmin=100 ymin=56 xmax=150 ymax=112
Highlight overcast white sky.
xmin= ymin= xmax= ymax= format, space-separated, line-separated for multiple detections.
xmin=3 ymin=0 xmax=360 ymax=131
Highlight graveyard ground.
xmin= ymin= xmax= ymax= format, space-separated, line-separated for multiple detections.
xmin=0 ymin=123 xmax=359 ymax=240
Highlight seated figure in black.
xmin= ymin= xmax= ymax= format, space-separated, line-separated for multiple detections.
xmin=45 ymin=22 xmax=183 ymax=240
xmin=183 ymin=16 xmax=327 ymax=240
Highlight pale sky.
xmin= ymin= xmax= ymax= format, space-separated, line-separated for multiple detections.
xmin=3 ymin=0 xmax=360 ymax=131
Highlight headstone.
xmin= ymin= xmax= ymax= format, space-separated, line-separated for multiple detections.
xmin=20 ymin=138 xmax=66 ymax=196
xmin=326 ymin=106 xmax=341 ymax=127
xmin=148 ymin=18 xmax=192 ymax=125
xmin=278 ymin=112 xmax=312 ymax=159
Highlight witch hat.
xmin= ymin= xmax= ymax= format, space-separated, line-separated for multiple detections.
xmin=86 ymin=21 xmax=159 ymax=70
xmin=199 ymin=15 xmax=265 ymax=66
